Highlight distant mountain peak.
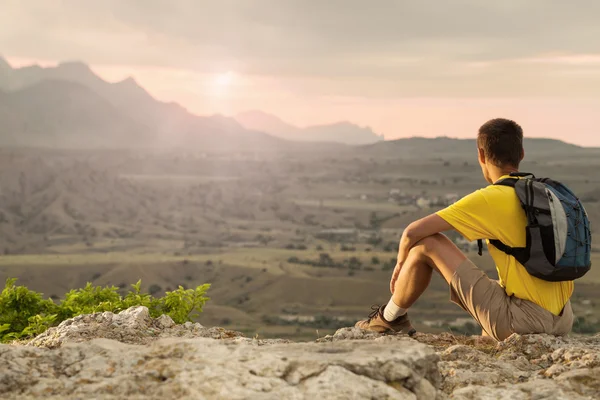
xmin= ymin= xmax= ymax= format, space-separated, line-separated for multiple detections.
xmin=0 ymin=55 xmax=11 ymax=70
xmin=57 ymin=61 xmax=92 ymax=71
xmin=116 ymin=76 xmax=139 ymax=86
xmin=111 ymin=76 xmax=154 ymax=101
xmin=236 ymin=110 xmax=291 ymax=129
xmin=114 ymin=76 xmax=145 ymax=91
xmin=235 ymin=110 xmax=384 ymax=144
xmin=207 ymin=113 xmax=245 ymax=129
xmin=54 ymin=61 xmax=102 ymax=82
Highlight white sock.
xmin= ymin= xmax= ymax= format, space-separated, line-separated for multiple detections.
xmin=383 ymin=298 xmax=407 ymax=322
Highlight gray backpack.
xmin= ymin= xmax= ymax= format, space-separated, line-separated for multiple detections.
xmin=477 ymin=172 xmax=592 ymax=282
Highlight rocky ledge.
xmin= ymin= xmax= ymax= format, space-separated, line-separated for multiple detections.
xmin=1 ymin=307 xmax=598 ymax=399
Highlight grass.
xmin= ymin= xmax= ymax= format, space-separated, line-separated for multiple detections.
xmin=2 ymin=248 xmax=596 ymax=283
xmin=292 ymin=198 xmax=416 ymax=213
xmin=120 ymin=174 xmax=240 ymax=183
xmin=0 ymin=247 xmax=392 ymax=270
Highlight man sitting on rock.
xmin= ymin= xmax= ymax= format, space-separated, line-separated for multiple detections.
xmin=356 ymin=118 xmax=574 ymax=341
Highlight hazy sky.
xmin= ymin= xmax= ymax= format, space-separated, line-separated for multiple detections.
xmin=1 ymin=0 xmax=600 ymax=145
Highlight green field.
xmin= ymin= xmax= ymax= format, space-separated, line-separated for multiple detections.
xmin=292 ymin=198 xmax=417 ymax=213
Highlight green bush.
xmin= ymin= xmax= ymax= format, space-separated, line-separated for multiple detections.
xmin=0 ymin=278 xmax=57 ymax=341
xmin=0 ymin=278 xmax=210 ymax=343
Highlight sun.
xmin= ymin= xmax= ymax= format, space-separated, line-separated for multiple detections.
xmin=214 ymin=71 xmax=235 ymax=87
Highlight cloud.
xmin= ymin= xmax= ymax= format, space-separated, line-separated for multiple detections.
xmin=1 ymin=0 xmax=599 ymax=97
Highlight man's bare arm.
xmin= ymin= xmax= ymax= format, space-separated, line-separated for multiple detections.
xmin=390 ymin=214 xmax=454 ymax=293
xmin=397 ymin=214 xmax=453 ymax=264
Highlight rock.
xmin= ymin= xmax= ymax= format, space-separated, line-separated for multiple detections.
xmin=1 ymin=336 xmax=439 ymax=399
xmin=412 ymin=377 xmax=438 ymax=400
xmin=329 ymin=327 xmax=383 ymax=341
xmin=428 ymin=332 xmax=600 ymax=399
xmin=155 ymin=314 xmax=175 ymax=329
xmin=554 ymin=368 xmax=600 ymax=398
xmin=451 ymin=379 xmax=587 ymax=400
xmin=26 ymin=306 xmax=244 ymax=348
xmin=2 ymin=307 xmax=599 ymax=399
xmin=544 ymin=363 xmax=567 ymax=377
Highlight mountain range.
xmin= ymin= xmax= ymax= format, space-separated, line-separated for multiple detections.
xmin=0 ymin=57 xmax=282 ymax=150
xmin=0 ymin=56 xmax=383 ymax=149
xmin=235 ymin=110 xmax=384 ymax=145
xmin=0 ymin=55 xmax=595 ymax=154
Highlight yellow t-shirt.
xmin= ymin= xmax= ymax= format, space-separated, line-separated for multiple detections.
xmin=437 ymin=176 xmax=573 ymax=315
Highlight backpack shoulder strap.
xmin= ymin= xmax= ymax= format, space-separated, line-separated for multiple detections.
xmin=480 ymin=172 xmax=534 ymax=259
xmin=494 ymin=178 xmax=517 ymax=188
xmin=489 ymin=239 xmax=530 ymax=266
xmin=509 ymin=172 xmax=535 ymax=178
xmin=493 ymin=172 xmax=535 ymax=187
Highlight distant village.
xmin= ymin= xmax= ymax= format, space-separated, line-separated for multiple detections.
xmin=317 ymin=190 xmax=481 ymax=253
xmin=343 ymin=188 xmax=461 ymax=209
xmin=386 ymin=189 xmax=460 ymax=209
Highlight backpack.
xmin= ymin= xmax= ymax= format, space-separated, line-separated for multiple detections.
xmin=477 ymin=172 xmax=592 ymax=282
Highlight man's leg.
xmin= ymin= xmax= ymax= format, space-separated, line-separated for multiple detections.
xmin=356 ymin=233 xmax=514 ymax=340
xmin=356 ymin=233 xmax=467 ymax=334
xmin=391 ymin=233 xmax=467 ymax=308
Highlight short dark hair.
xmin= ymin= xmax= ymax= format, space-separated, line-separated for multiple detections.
xmin=477 ymin=118 xmax=524 ymax=167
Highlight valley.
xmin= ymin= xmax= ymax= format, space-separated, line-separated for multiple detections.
xmin=1 ymin=145 xmax=599 ymax=340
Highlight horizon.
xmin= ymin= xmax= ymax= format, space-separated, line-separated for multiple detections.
xmin=3 ymin=56 xmax=598 ymax=149
xmin=2 ymin=1 xmax=600 ymax=146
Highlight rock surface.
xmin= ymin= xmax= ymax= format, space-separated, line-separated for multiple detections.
xmin=1 ymin=307 xmax=599 ymax=399
xmin=324 ymin=328 xmax=600 ymax=399
xmin=27 ymin=306 xmax=247 ymax=348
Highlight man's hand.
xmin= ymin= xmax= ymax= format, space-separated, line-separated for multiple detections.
xmin=390 ymin=235 xmax=411 ymax=293
xmin=388 ymin=214 xmax=453 ymax=294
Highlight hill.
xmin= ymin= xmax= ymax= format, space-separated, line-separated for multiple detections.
xmin=0 ymin=80 xmax=150 ymax=148
xmin=0 ymin=58 xmax=285 ymax=151
xmin=236 ymin=110 xmax=384 ymax=145
xmin=362 ymin=136 xmax=597 ymax=160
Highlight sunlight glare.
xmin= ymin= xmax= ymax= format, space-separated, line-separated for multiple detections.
xmin=214 ymin=71 xmax=235 ymax=87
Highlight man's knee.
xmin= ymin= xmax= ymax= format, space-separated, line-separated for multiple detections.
xmin=418 ymin=233 xmax=452 ymax=255
xmin=412 ymin=233 xmax=467 ymax=280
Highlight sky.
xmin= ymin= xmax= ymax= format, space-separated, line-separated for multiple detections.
xmin=1 ymin=0 xmax=600 ymax=145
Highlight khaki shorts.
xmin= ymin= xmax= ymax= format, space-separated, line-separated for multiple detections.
xmin=450 ymin=259 xmax=573 ymax=341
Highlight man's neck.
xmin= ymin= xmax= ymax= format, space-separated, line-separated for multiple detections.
xmin=488 ymin=165 xmax=519 ymax=184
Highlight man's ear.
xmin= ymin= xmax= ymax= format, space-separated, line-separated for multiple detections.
xmin=478 ymin=147 xmax=486 ymax=164
xmin=520 ymin=147 xmax=525 ymax=162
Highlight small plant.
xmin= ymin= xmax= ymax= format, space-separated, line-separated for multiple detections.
xmin=160 ymin=284 xmax=210 ymax=324
xmin=0 ymin=278 xmax=57 ymax=340
xmin=122 ymin=280 xmax=158 ymax=312
xmin=0 ymin=278 xmax=210 ymax=343
xmin=58 ymin=282 xmax=122 ymax=320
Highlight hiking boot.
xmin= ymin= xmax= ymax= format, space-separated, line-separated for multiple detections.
xmin=355 ymin=305 xmax=416 ymax=336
